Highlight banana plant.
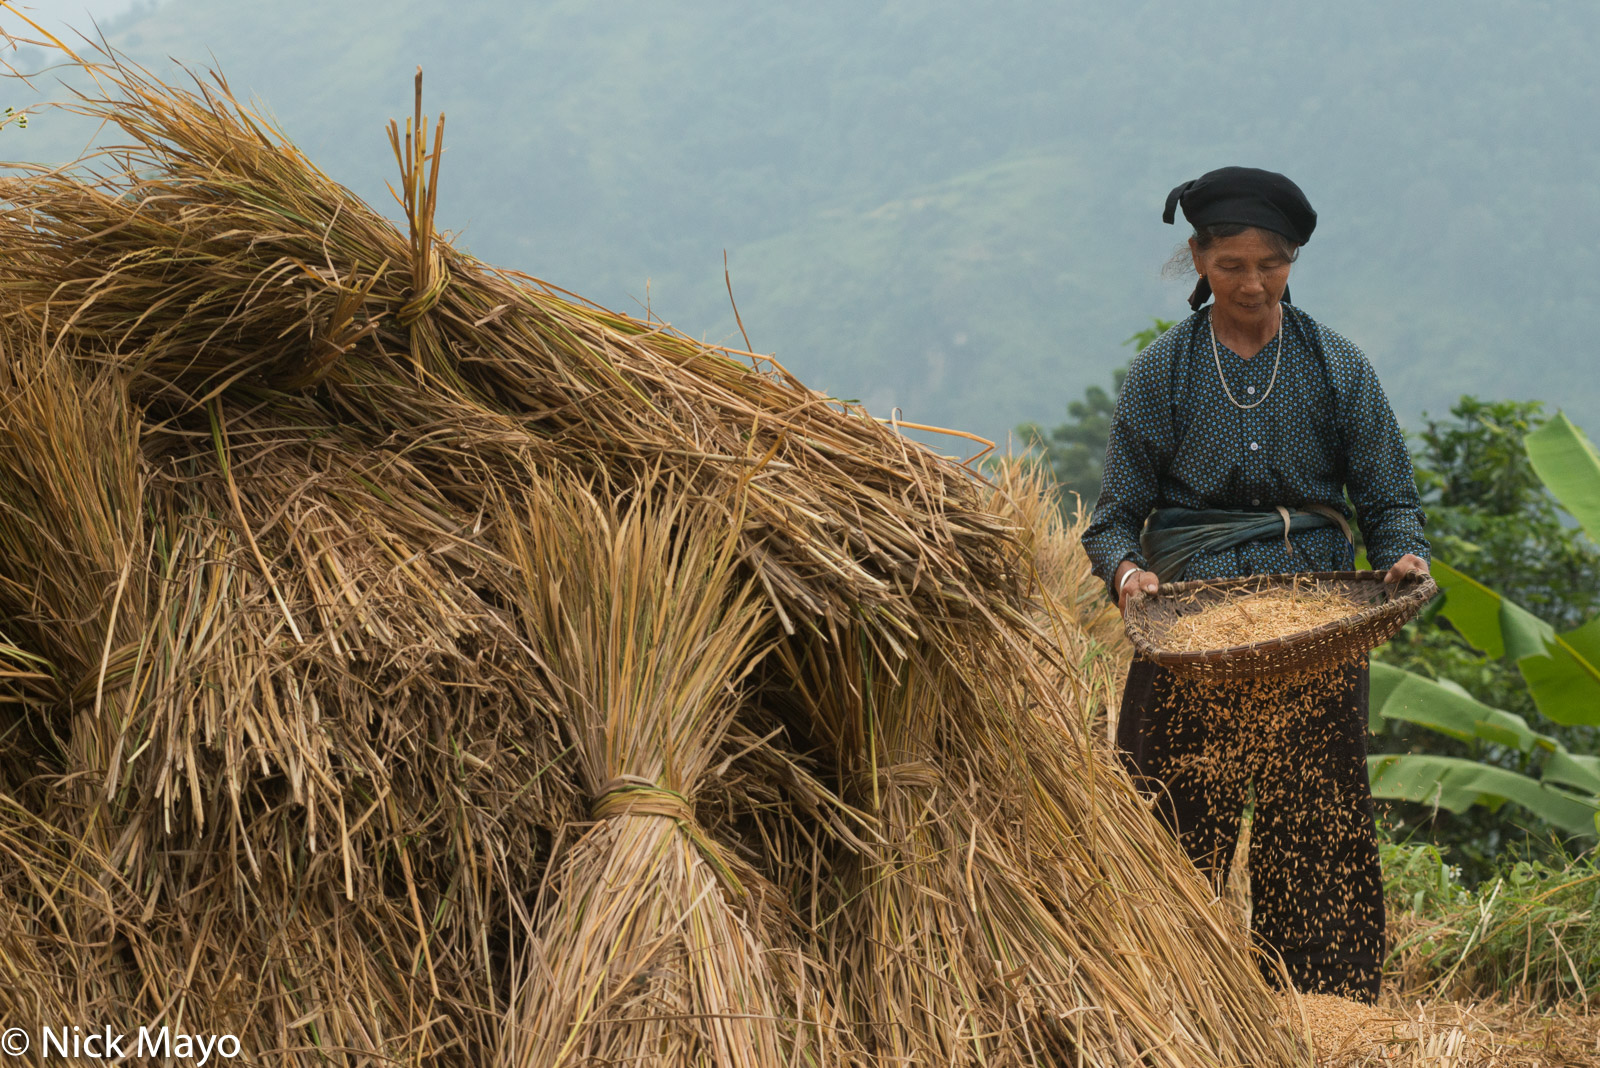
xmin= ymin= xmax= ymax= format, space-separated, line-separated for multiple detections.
xmin=1527 ymin=411 xmax=1600 ymax=546
xmin=1367 ymin=411 xmax=1600 ymax=834
xmin=1428 ymin=559 xmax=1600 ymax=727
xmin=1367 ymin=662 xmax=1600 ymax=836
xmin=1418 ymin=410 xmax=1600 ymax=729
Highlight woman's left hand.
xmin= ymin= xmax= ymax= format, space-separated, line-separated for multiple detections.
xmin=1383 ymin=553 xmax=1430 ymax=585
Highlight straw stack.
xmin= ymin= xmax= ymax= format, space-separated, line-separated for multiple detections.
xmin=0 ymin=37 xmax=1314 ymax=1067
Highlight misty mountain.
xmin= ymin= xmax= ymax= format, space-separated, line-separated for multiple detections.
xmin=5 ymin=0 xmax=1598 ymax=449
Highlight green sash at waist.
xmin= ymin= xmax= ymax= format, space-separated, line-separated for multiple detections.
xmin=1139 ymin=504 xmax=1353 ymax=583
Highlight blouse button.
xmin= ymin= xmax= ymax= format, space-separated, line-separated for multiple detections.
xmin=1247 ymin=386 xmax=1256 ymax=394
xmin=1250 ymin=442 xmax=1260 ymax=451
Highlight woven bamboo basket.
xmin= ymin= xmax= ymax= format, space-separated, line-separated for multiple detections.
xmin=1124 ymin=570 xmax=1438 ymax=679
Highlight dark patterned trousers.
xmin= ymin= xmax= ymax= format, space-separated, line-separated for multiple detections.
xmin=1117 ymin=656 xmax=1386 ymax=1002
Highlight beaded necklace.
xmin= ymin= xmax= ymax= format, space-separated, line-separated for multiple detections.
xmin=1210 ymin=306 xmax=1283 ymax=410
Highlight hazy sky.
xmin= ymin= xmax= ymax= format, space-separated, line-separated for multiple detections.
xmin=5 ymin=0 xmax=146 ymax=32
xmin=3 ymin=0 xmax=154 ymax=57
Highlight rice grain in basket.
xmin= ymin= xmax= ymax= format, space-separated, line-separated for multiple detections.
xmin=1160 ymin=585 xmax=1358 ymax=653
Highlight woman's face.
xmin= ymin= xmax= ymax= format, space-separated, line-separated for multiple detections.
xmin=1189 ymin=229 xmax=1294 ymax=327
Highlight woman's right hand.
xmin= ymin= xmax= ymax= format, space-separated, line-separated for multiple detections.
xmin=1115 ymin=561 xmax=1159 ymax=616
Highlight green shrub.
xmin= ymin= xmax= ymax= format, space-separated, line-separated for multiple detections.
xmin=1384 ymin=837 xmax=1600 ymax=1002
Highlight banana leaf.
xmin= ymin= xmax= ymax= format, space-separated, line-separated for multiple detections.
xmin=1543 ymin=750 xmax=1600 ymax=796
xmin=1430 ymin=560 xmax=1600 ymax=726
xmin=1430 ymin=560 xmax=1550 ymax=661
xmin=1369 ymin=661 xmax=1559 ymax=754
xmin=1370 ymin=662 xmax=1599 ymax=832
xmin=1368 ymin=754 xmax=1599 ymax=837
xmin=1525 ymin=410 xmax=1600 ymax=546
xmin=1561 ymin=614 xmax=1600 ymax=671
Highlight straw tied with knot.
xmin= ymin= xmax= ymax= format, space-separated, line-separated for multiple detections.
xmin=589 ymin=776 xmax=696 ymax=822
xmin=0 ymin=39 xmax=1320 ymax=1068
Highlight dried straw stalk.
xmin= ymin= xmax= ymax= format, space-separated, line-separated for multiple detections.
xmin=769 ymin=606 xmax=1310 ymax=1066
xmin=0 ymin=338 xmax=584 ymax=1058
xmin=0 ymin=46 xmax=1020 ymax=659
xmin=783 ymin=636 xmax=1008 ymax=1063
xmin=496 ymin=476 xmax=854 ymax=1068
xmin=980 ymin=456 xmax=1129 ymax=739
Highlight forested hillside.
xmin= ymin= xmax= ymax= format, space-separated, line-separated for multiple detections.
xmin=6 ymin=0 xmax=1598 ymax=445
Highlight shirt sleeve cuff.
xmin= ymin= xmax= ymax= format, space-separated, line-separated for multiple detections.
xmin=1367 ymin=534 xmax=1431 ymax=571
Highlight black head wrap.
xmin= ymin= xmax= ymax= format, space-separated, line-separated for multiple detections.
xmin=1163 ymin=166 xmax=1316 ymax=310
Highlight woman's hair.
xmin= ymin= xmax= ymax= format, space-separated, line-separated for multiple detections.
xmin=1162 ymin=222 xmax=1301 ymax=279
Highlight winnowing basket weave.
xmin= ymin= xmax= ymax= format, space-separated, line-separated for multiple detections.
xmin=1123 ymin=570 xmax=1438 ymax=679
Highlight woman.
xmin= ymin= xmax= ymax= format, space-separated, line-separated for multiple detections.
xmin=1081 ymin=166 xmax=1429 ymax=1003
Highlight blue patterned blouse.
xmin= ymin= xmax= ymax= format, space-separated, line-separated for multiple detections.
xmin=1080 ymin=304 xmax=1429 ymax=599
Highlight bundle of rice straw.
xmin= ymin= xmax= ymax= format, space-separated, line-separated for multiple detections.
xmin=782 ymin=635 xmax=994 ymax=1062
xmin=495 ymin=475 xmax=852 ymax=1067
xmin=0 ymin=34 xmax=1317 ymax=1067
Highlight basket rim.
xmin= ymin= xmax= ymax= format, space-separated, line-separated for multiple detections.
xmin=1124 ymin=569 xmax=1438 ymax=668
